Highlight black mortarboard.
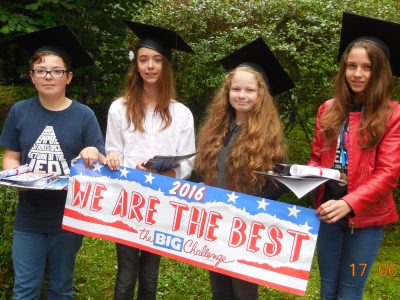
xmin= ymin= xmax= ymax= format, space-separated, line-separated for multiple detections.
xmin=125 ymin=21 xmax=194 ymax=60
xmin=338 ymin=12 xmax=400 ymax=76
xmin=220 ymin=37 xmax=294 ymax=95
xmin=14 ymin=25 xmax=94 ymax=68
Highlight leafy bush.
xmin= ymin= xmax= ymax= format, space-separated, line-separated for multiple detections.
xmin=0 ymin=1 xmax=399 ymax=298
xmin=0 ymin=186 xmax=17 ymax=298
xmin=1 ymin=0 xmax=399 ymax=133
xmin=133 ymin=0 xmax=400 ymax=134
xmin=0 ymin=85 xmax=34 ymax=130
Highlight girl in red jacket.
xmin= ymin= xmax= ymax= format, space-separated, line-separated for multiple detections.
xmin=308 ymin=13 xmax=400 ymax=300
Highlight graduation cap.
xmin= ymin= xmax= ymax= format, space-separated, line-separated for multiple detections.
xmin=125 ymin=21 xmax=194 ymax=60
xmin=220 ymin=37 xmax=294 ymax=95
xmin=338 ymin=12 xmax=400 ymax=76
xmin=14 ymin=25 xmax=94 ymax=68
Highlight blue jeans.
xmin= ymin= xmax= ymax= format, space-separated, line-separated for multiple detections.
xmin=12 ymin=229 xmax=83 ymax=300
xmin=114 ymin=243 xmax=161 ymax=300
xmin=317 ymin=218 xmax=384 ymax=300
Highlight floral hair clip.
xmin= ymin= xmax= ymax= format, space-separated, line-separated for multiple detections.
xmin=128 ymin=50 xmax=135 ymax=61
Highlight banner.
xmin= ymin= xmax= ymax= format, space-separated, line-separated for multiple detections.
xmin=62 ymin=159 xmax=320 ymax=295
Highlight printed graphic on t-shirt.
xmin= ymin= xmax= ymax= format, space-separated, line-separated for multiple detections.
xmin=27 ymin=126 xmax=70 ymax=175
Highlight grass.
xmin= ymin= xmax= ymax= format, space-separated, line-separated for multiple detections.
xmin=1 ymin=128 xmax=399 ymax=299
xmin=73 ymin=221 xmax=399 ymax=299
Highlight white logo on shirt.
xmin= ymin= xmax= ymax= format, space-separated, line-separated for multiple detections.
xmin=27 ymin=126 xmax=70 ymax=175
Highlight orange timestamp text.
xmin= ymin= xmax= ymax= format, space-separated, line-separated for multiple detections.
xmin=349 ymin=263 xmax=398 ymax=277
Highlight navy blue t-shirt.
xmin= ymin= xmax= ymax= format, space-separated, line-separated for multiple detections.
xmin=0 ymin=97 xmax=105 ymax=233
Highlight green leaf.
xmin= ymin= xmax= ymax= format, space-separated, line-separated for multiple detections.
xmin=25 ymin=3 xmax=39 ymax=11
xmin=0 ymin=14 xmax=8 ymax=22
xmin=0 ymin=24 xmax=10 ymax=33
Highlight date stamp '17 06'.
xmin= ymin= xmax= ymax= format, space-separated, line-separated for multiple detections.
xmin=349 ymin=263 xmax=398 ymax=277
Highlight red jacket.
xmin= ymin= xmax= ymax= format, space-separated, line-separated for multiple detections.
xmin=308 ymin=99 xmax=400 ymax=228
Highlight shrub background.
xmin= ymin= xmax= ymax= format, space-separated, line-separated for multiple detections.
xmin=0 ymin=0 xmax=399 ymax=298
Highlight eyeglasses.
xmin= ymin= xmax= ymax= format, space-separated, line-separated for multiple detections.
xmin=31 ymin=69 xmax=68 ymax=78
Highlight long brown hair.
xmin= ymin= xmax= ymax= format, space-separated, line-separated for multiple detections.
xmin=320 ymin=40 xmax=393 ymax=148
xmin=196 ymin=66 xmax=286 ymax=194
xmin=124 ymin=48 xmax=175 ymax=132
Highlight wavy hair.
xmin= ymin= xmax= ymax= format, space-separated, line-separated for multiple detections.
xmin=123 ymin=48 xmax=175 ymax=132
xmin=196 ymin=66 xmax=286 ymax=194
xmin=320 ymin=40 xmax=393 ymax=148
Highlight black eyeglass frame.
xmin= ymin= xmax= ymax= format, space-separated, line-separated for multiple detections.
xmin=30 ymin=69 xmax=69 ymax=78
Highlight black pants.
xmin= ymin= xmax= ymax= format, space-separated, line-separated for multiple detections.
xmin=114 ymin=243 xmax=161 ymax=300
xmin=209 ymin=271 xmax=258 ymax=300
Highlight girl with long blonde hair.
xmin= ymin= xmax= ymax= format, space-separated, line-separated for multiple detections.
xmin=197 ymin=38 xmax=294 ymax=300
xmin=197 ymin=65 xmax=285 ymax=195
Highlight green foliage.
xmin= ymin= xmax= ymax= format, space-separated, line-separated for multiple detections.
xmin=0 ymin=1 xmax=400 ymax=298
xmin=1 ymin=0 xmax=399 ymax=133
xmin=0 ymin=0 xmax=148 ymax=132
xmin=0 ymin=186 xmax=18 ymax=298
xmin=0 ymin=85 xmax=35 ymax=130
xmin=133 ymin=0 xmax=400 ymax=134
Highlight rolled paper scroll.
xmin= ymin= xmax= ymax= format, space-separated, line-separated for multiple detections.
xmin=0 ymin=165 xmax=31 ymax=179
xmin=289 ymin=164 xmax=340 ymax=180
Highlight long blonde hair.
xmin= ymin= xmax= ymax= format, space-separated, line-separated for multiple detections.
xmin=320 ymin=40 xmax=393 ymax=148
xmin=124 ymin=48 xmax=176 ymax=132
xmin=196 ymin=66 xmax=286 ymax=194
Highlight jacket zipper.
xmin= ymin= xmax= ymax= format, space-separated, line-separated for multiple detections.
xmin=350 ymin=220 xmax=355 ymax=235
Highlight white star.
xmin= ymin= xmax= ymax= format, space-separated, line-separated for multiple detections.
xmin=120 ymin=167 xmax=130 ymax=178
xmin=257 ymin=198 xmax=269 ymax=211
xmin=93 ymin=162 xmax=103 ymax=172
xmin=300 ymin=221 xmax=313 ymax=232
xmin=145 ymin=173 xmax=155 ymax=184
xmin=242 ymin=207 xmax=246 ymax=213
xmin=288 ymin=205 xmax=301 ymax=218
xmin=227 ymin=191 xmax=239 ymax=204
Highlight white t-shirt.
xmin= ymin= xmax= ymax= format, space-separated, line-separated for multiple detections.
xmin=105 ymin=97 xmax=195 ymax=179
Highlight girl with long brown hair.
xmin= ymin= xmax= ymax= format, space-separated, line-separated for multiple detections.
xmin=104 ymin=22 xmax=195 ymax=300
xmin=196 ymin=38 xmax=294 ymax=300
xmin=308 ymin=13 xmax=400 ymax=299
